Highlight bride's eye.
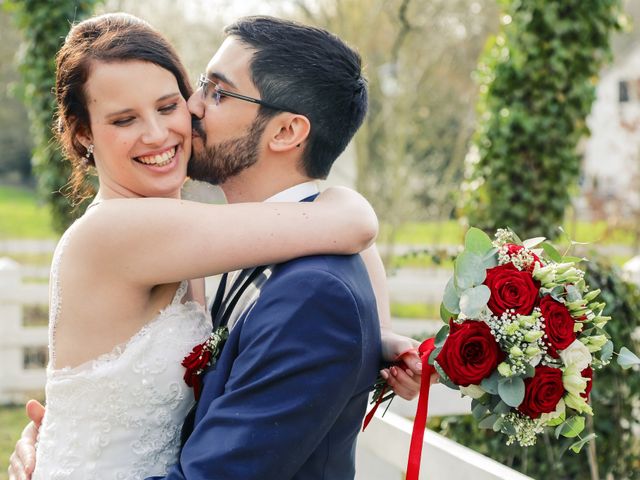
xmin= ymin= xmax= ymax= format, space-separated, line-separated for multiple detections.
xmin=112 ymin=117 xmax=134 ymax=127
xmin=159 ymin=103 xmax=178 ymax=114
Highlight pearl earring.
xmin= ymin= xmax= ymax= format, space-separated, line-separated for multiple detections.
xmin=83 ymin=144 xmax=94 ymax=166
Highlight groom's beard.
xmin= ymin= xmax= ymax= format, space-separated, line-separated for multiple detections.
xmin=188 ymin=116 xmax=268 ymax=185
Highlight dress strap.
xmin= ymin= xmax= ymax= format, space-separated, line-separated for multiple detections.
xmin=171 ymin=280 xmax=189 ymax=305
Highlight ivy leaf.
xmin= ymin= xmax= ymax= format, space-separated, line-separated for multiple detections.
xmin=459 ymin=285 xmax=491 ymax=318
xmin=497 ymin=376 xmax=525 ymax=407
xmin=523 ymin=236 xmax=546 ymax=249
xmin=542 ymin=242 xmax=563 ymax=263
xmin=617 ymin=347 xmax=640 ymax=369
xmin=569 ymin=433 xmax=597 ymax=453
xmin=454 ymin=251 xmax=487 ymax=289
xmin=443 ymin=277 xmax=461 ymax=314
xmin=464 ymin=227 xmax=494 ymax=254
xmin=555 ymin=416 xmax=585 ymax=439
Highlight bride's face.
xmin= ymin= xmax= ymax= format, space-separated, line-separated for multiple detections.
xmin=79 ymin=60 xmax=192 ymax=199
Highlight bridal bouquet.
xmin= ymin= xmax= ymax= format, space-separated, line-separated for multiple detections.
xmin=431 ymin=227 xmax=639 ymax=451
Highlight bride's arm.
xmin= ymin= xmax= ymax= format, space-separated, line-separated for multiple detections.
xmin=75 ymin=186 xmax=377 ymax=286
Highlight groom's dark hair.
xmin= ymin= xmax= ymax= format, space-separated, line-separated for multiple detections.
xmin=225 ymin=16 xmax=368 ymax=179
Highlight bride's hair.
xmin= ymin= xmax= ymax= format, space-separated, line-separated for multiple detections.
xmin=54 ymin=12 xmax=193 ymax=203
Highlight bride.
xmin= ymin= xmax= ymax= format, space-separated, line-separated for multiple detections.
xmin=7 ymin=13 xmax=420 ymax=480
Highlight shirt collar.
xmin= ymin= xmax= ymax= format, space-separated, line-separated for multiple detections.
xmin=264 ymin=181 xmax=320 ymax=203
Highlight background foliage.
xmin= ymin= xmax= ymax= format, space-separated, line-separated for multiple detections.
xmin=431 ymin=258 xmax=640 ymax=479
xmin=3 ymin=0 xmax=99 ymax=233
xmin=461 ymin=0 xmax=624 ymax=240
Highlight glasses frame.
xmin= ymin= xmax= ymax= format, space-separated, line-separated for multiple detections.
xmin=197 ymin=74 xmax=299 ymax=114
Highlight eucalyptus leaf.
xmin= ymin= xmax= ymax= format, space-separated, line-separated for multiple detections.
xmin=459 ymin=285 xmax=491 ymax=318
xmin=443 ymin=277 xmax=461 ymax=314
xmin=454 ymin=251 xmax=487 ymax=289
xmin=617 ymin=347 xmax=640 ymax=369
xmin=493 ymin=400 xmax=512 ymax=415
xmin=569 ymin=433 xmax=597 ymax=453
xmin=433 ymin=361 xmax=459 ymax=390
xmin=523 ymin=236 xmax=546 ymax=249
xmin=566 ymin=284 xmax=582 ymax=302
xmin=478 ymin=414 xmax=498 ymax=429
xmin=464 ymin=227 xmax=494 ymax=254
xmin=542 ymin=242 xmax=563 ymax=263
xmin=600 ymin=340 xmax=614 ymax=363
xmin=497 ymin=376 xmax=525 ymax=407
xmin=480 ymin=371 xmax=500 ymax=395
xmin=492 ymin=416 xmax=505 ymax=432
xmin=483 ymin=248 xmax=499 ymax=269
xmin=434 ymin=325 xmax=450 ymax=348
xmin=472 ymin=402 xmax=489 ymax=420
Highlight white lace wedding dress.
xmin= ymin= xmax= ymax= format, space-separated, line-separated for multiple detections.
xmin=33 ymin=225 xmax=211 ymax=480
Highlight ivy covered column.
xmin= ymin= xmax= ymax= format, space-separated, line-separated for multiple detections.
xmin=462 ymin=0 xmax=623 ymax=239
xmin=4 ymin=0 xmax=99 ymax=232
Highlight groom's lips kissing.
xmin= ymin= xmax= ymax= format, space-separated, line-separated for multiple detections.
xmin=133 ymin=145 xmax=180 ymax=173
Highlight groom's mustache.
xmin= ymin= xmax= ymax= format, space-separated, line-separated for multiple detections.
xmin=191 ymin=116 xmax=205 ymax=140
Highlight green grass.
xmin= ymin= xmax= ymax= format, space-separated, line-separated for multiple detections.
xmin=0 ymin=185 xmax=57 ymax=239
xmin=391 ymin=302 xmax=441 ymax=319
xmin=0 ymin=405 xmax=28 ymax=479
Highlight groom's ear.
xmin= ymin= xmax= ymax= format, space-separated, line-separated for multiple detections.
xmin=268 ymin=114 xmax=311 ymax=153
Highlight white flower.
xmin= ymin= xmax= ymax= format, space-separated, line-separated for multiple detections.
xmin=460 ymin=384 xmax=486 ymax=399
xmin=562 ymin=364 xmax=588 ymax=397
xmin=540 ymin=398 xmax=566 ymax=425
xmin=564 ymin=392 xmax=593 ymax=416
xmin=560 ymin=339 xmax=592 ymax=371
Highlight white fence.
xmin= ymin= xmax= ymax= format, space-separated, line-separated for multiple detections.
xmin=0 ymin=258 xmax=48 ymax=404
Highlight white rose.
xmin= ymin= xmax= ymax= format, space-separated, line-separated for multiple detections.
xmin=560 ymin=339 xmax=592 ymax=371
xmin=460 ymin=384 xmax=486 ymax=399
xmin=540 ymin=398 xmax=565 ymax=425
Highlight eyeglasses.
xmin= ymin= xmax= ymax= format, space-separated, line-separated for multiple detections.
xmin=197 ymin=74 xmax=299 ymax=114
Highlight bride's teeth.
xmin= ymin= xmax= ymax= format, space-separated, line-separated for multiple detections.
xmin=137 ymin=147 xmax=176 ymax=165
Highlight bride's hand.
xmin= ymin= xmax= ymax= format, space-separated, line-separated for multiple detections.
xmin=316 ymin=186 xmax=378 ymax=253
xmin=8 ymin=400 xmax=45 ymax=480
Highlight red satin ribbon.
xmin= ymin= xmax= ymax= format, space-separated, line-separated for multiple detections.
xmin=406 ymin=337 xmax=436 ymax=480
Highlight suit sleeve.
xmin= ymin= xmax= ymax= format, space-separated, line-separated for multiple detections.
xmin=160 ymin=268 xmax=366 ymax=480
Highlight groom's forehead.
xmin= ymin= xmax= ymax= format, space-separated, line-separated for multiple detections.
xmin=205 ymin=37 xmax=254 ymax=85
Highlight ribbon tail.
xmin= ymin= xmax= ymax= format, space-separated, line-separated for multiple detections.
xmin=363 ymin=385 xmax=388 ymax=431
xmin=406 ymin=338 xmax=436 ymax=480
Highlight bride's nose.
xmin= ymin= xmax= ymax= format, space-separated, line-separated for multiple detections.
xmin=141 ymin=116 xmax=169 ymax=144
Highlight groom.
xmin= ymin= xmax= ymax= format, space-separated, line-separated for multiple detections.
xmin=162 ymin=16 xmax=381 ymax=479
xmin=9 ymin=16 xmax=422 ymax=480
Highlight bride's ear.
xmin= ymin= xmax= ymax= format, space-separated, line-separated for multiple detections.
xmin=268 ymin=114 xmax=311 ymax=153
xmin=75 ymin=124 xmax=93 ymax=151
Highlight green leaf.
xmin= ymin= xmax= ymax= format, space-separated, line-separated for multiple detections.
xmin=459 ymin=285 xmax=491 ymax=318
xmin=492 ymin=416 xmax=505 ymax=432
xmin=433 ymin=361 xmax=459 ymax=390
xmin=600 ymin=340 xmax=614 ymax=363
xmin=472 ymin=401 xmax=489 ymax=420
xmin=497 ymin=376 xmax=525 ymax=407
xmin=478 ymin=414 xmax=498 ymax=429
xmin=440 ymin=303 xmax=455 ymax=323
xmin=556 ymin=416 xmax=585 ymax=439
xmin=617 ymin=347 xmax=640 ymax=369
xmin=483 ymin=248 xmax=499 ymax=269
xmin=523 ymin=236 xmax=546 ymax=249
xmin=493 ymin=400 xmax=511 ymax=415
xmin=546 ymin=411 xmax=566 ymax=427
xmin=480 ymin=371 xmax=500 ymax=395
xmin=464 ymin=227 xmax=494 ymax=254
xmin=566 ymin=285 xmax=582 ymax=302
xmin=569 ymin=433 xmax=597 ymax=453
xmin=434 ymin=325 xmax=450 ymax=348
xmin=454 ymin=251 xmax=487 ymax=289
xmin=542 ymin=242 xmax=563 ymax=263
xmin=443 ymin=277 xmax=461 ymax=314
xmin=562 ymin=256 xmax=587 ymax=264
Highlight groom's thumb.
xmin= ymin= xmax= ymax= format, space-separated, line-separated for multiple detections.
xmin=26 ymin=399 xmax=45 ymax=428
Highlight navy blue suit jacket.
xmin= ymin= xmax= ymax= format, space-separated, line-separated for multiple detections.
xmin=154 ymin=253 xmax=381 ymax=479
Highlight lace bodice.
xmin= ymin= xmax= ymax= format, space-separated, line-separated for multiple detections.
xmin=34 ymin=224 xmax=210 ymax=480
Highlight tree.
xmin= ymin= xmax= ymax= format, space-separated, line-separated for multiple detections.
xmin=461 ymin=0 xmax=624 ymax=239
xmin=4 ymin=0 xmax=99 ymax=232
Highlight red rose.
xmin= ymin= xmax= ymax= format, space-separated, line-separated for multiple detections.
xmin=435 ymin=320 xmax=504 ymax=386
xmin=506 ymin=244 xmax=543 ymax=272
xmin=580 ymin=367 xmax=593 ymax=400
xmin=182 ymin=342 xmax=212 ymax=400
xmin=539 ymin=295 xmax=576 ymax=358
xmin=484 ymin=263 xmax=539 ymax=316
xmin=518 ymin=365 xmax=565 ymax=419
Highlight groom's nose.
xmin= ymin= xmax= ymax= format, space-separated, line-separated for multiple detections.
xmin=187 ymin=91 xmax=205 ymax=119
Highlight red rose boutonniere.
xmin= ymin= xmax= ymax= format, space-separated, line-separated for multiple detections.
xmin=182 ymin=326 xmax=229 ymax=400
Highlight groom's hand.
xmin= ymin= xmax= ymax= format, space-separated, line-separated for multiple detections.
xmin=8 ymin=400 xmax=45 ymax=480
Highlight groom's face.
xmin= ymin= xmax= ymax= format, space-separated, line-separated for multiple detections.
xmin=187 ymin=37 xmax=268 ymax=185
